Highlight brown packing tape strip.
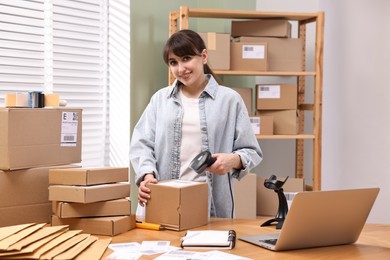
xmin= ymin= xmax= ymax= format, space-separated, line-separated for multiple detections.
xmin=5 ymin=94 xmax=16 ymax=107
xmin=44 ymin=94 xmax=60 ymax=107
xmin=15 ymin=93 xmax=29 ymax=107
xmin=207 ymin=32 xmax=217 ymax=50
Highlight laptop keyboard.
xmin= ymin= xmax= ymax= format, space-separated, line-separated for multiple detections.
xmin=261 ymin=239 xmax=278 ymax=245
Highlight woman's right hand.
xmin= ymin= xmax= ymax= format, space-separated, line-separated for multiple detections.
xmin=138 ymin=173 xmax=157 ymax=206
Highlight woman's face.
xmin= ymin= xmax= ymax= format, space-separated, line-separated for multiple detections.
xmin=167 ymin=49 xmax=208 ymax=89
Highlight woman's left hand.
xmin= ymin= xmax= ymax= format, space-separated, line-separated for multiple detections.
xmin=206 ymin=153 xmax=242 ymax=175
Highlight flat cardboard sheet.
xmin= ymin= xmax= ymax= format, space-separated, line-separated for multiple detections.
xmin=7 ymin=225 xmax=68 ymax=251
xmin=0 ymin=223 xmax=46 ymax=251
xmin=74 ymin=238 xmax=112 ymax=260
xmin=0 ymin=223 xmax=34 ymax=242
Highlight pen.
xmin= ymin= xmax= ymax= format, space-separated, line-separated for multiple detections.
xmin=135 ymin=222 xmax=164 ymax=230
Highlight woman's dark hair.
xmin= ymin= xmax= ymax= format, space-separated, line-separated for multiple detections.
xmin=163 ymin=29 xmax=216 ymax=78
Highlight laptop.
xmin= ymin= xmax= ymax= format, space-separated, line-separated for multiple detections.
xmin=239 ymin=188 xmax=379 ymax=251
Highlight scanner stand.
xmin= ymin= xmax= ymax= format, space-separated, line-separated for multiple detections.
xmin=261 ymin=188 xmax=288 ymax=230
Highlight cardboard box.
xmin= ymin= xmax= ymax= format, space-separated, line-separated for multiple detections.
xmin=234 ymin=37 xmax=303 ymax=71
xmin=256 ymin=176 xmax=304 ymax=216
xmin=198 ymin=32 xmax=230 ymax=70
xmin=49 ymin=167 xmax=129 ymax=186
xmin=234 ymin=173 xmax=257 ymax=219
xmin=48 ymin=182 xmax=130 ymax=203
xmin=51 ymin=215 xmax=136 ymax=236
xmin=230 ymin=42 xmax=268 ymax=71
xmin=250 ymin=116 xmax=274 ymax=135
xmin=257 ymin=110 xmax=299 ymax=135
xmin=0 ymin=164 xmax=79 ymax=208
xmin=52 ymin=198 xmax=131 ymax=218
xmin=146 ymin=180 xmax=208 ymax=231
xmin=231 ymin=19 xmax=291 ymax=38
xmin=0 ymin=108 xmax=82 ymax=170
xmin=0 ymin=203 xmax=51 ymax=227
xmin=231 ymin=87 xmax=253 ymax=115
xmin=256 ymin=84 xmax=298 ymax=110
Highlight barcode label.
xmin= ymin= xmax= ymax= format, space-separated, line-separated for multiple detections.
xmin=242 ymin=45 xmax=265 ymax=59
xmin=249 ymin=117 xmax=260 ymax=135
xmin=63 ymin=135 xmax=75 ymax=141
xmin=258 ymin=85 xmax=281 ymax=99
xmin=61 ymin=112 xmax=78 ymax=147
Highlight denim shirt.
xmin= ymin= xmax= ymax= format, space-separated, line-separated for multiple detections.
xmin=130 ymin=75 xmax=263 ymax=218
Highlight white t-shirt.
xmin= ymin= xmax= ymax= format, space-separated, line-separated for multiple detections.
xmin=179 ymin=89 xmax=205 ymax=182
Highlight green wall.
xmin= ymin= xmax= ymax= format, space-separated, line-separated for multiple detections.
xmin=129 ymin=0 xmax=256 ymax=213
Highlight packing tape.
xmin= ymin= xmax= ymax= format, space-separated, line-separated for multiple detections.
xmin=44 ymin=94 xmax=67 ymax=107
xmin=28 ymin=91 xmax=44 ymax=108
xmin=44 ymin=93 xmax=60 ymax=107
xmin=15 ymin=93 xmax=29 ymax=107
xmin=5 ymin=93 xmax=16 ymax=107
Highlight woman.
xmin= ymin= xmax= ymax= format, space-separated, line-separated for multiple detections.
xmin=130 ymin=29 xmax=262 ymax=218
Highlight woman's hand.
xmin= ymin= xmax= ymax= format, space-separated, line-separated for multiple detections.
xmin=206 ymin=153 xmax=242 ymax=175
xmin=138 ymin=173 xmax=157 ymax=206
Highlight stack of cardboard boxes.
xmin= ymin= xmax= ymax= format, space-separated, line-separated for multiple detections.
xmin=49 ymin=167 xmax=135 ymax=236
xmin=199 ymin=19 xmax=302 ymax=135
xmin=0 ymin=108 xmax=82 ymax=227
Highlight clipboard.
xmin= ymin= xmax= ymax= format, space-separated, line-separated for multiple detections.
xmin=180 ymin=230 xmax=236 ymax=249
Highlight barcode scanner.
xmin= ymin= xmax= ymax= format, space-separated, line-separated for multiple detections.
xmin=189 ymin=150 xmax=216 ymax=174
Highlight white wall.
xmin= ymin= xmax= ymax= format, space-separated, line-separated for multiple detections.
xmin=257 ymin=0 xmax=390 ymax=223
xmin=320 ymin=0 xmax=390 ymax=224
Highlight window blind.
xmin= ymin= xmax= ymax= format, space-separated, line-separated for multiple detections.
xmin=0 ymin=0 xmax=45 ymax=91
xmin=0 ymin=0 xmax=111 ymax=167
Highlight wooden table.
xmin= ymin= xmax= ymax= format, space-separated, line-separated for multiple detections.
xmin=101 ymin=217 xmax=390 ymax=259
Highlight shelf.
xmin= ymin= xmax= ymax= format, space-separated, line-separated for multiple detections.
xmin=215 ymin=71 xmax=316 ymax=77
xmin=186 ymin=8 xmax=319 ymax=22
xmin=170 ymin=6 xmax=324 ymax=190
xmin=256 ymin=134 xmax=315 ymax=140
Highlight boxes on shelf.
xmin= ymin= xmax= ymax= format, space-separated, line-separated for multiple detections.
xmin=250 ymin=116 xmax=274 ymax=135
xmin=146 ymin=180 xmax=208 ymax=231
xmin=257 ymin=109 xmax=299 ymax=135
xmin=198 ymin=32 xmax=230 ymax=70
xmin=231 ymin=87 xmax=253 ymax=115
xmin=256 ymin=84 xmax=298 ymax=110
xmin=231 ymin=19 xmax=292 ymax=38
xmin=0 ymin=108 xmax=82 ymax=170
xmin=52 ymin=198 xmax=131 ymax=218
xmin=233 ymin=37 xmax=303 ymax=71
xmin=256 ymin=176 xmax=304 ymax=216
xmin=234 ymin=173 xmax=257 ymax=219
xmin=49 ymin=182 xmax=130 ymax=203
xmin=230 ymin=42 xmax=268 ymax=71
xmin=0 ymin=164 xmax=79 ymax=227
xmin=51 ymin=215 xmax=136 ymax=236
xmin=49 ymin=167 xmax=129 ymax=186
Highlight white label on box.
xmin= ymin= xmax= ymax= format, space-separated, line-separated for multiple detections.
xmin=158 ymin=180 xmax=197 ymax=188
xmin=250 ymin=117 xmax=260 ymax=135
xmin=242 ymin=45 xmax=265 ymax=59
xmin=258 ymin=85 xmax=281 ymax=99
xmin=61 ymin=112 xmax=78 ymax=147
xmin=285 ymin=192 xmax=298 ymax=210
